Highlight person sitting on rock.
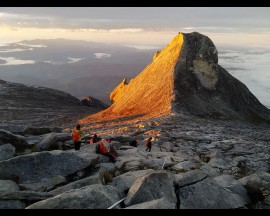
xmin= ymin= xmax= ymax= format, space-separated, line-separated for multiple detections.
xmin=145 ymin=137 xmax=152 ymax=152
xmin=129 ymin=138 xmax=140 ymax=147
xmin=97 ymin=139 xmax=116 ymax=162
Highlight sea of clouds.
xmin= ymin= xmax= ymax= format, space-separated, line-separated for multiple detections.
xmin=218 ymin=45 xmax=270 ymax=108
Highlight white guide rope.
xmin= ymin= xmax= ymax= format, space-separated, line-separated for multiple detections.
xmin=108 ymin=197 xmax=126 ymax=209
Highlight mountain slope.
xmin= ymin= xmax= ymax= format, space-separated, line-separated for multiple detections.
xmin=0 ymin=79 xmax=102 ymax=127
xmin=79 ymin=32 xmax=270 ymax=127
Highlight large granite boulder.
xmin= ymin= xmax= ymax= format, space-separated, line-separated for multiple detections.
xmin=0 ymin=150 xmax=98 ymax=184
xmin=26 ymin=184 xmax=125 ymax=209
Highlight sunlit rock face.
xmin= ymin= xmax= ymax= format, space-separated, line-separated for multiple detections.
xmin=80 ymin=33 xmax=183 ymax=124
xmin=80 ymin=32 xmax=270 ymax=125
xmin=110 ymin=78 xmax=128 ymax=104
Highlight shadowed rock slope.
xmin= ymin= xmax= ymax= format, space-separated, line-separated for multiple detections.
xmin=80 ymin=32 xmax=270 ymax=127
xmin=0 ymin=79 xmax=102 ymax=128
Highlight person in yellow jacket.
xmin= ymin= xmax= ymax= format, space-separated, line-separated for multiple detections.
xmin=72 ymin=124 xmax=84 ymax=151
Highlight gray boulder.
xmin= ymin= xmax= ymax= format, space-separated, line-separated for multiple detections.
xmin=20 ymin=175 xmax=66 ymax=192
xmin=0 ymin=180 xmax=20 ymax=193
xmin=171 ymin=160 xmax=198 ymax=172
xmin=116 ymin=156 xmax=143 ymax=172
xmin=0 ymin=144 xmax=15 ymax=161
xmin=214 ymin=174 xmax=251 ymax=204
xmin=239 ymin=171 xmax=270 ymax=198
xmin=49 ymin=172 xmax=102 ymax=196
xmin=37 ymin=132 xmax=71 ymax=151
xmin=108 ymin=169 xmax=154 ymax=193
xmin=0 ymin=200 xmax=26 ymax=209
xmin=0 ymin=129 xmax=27 ymax=152
xmin=125 ymin=197 xmax=176 ymax=209
xmin=98 ymin=163 xmax=118 ymax=184
xmin=179 ymin=177 xmax=246 ymax=209
xmin=174 ymin=169 xmax=207 ymax=187
xmin=0 ymin=150 xmax=98 ymax=184
xmin=124 ymin=170 xmax=177 ymax=207
xmin=37 ymin=132 xmax=57 ymax=151
xmin=26 ymin=184 xmax=125 ymax=209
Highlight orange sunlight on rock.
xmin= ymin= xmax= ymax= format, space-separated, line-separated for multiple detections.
xmin=79 ymin=33 xmax=184 ymax=129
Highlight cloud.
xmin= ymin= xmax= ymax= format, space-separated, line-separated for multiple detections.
xmin=94 ymin=53 xmax=111 ymax=59
xmin=0 ymin=48 xmax=33 ymax=53
xmin=0 ymin=57 xmax=35 ymax=65
xmin=67 ymin=57 xmax=85 ymax=63
xmin=68 ymin=28 xmax=144 ymax=33
xmin=0 ymin=7 xmax=269 ymax=32
xmin=218 ymin=46 xmax=270 ymax=108
xmin=15 ymin=43 xmax=47 ymax=48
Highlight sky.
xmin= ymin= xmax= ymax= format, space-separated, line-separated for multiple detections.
xmin=0 ymin=7 xmax=270 ymax=107
xmin=0 ymin=7 xmax=270 ymax=47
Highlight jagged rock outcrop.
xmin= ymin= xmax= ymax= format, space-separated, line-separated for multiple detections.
xmin=80 ymin=32 xmax=270 ymax=126
xmin=109 ymin=78 xmax=128 ymax=104
xmin=153 ymin=50 xmax=161 ymax=61
xmin=80 ymin=96 xmax=109 ymax=109
xmin=0 ymin=79 xmax=102 ymax=128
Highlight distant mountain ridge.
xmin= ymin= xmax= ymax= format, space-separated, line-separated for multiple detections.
xmin=0 ymin=38 xmax=156 ymax=104
xmin=0 ymin=79 xmax=104 ymax=128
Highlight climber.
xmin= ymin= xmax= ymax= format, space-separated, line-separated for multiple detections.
xmin=72 ymin=124 xmax=84 ymax=151
xmin=145 ymin=137 xmax=152 ymax=152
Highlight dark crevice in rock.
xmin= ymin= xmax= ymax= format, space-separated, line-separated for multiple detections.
xmin=174 ymin=187 xmax=180 ymax=209
xmin=64 ymin=165 xmax=96 ymax=185
xmin=245 ymin=188 xmax=265 ymax=209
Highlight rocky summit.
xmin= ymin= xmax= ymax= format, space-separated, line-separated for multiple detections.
xmin=0 ymin=32 xmax=270 ymax=209
xmin=80 ymin=32 xmax=270 ymax=127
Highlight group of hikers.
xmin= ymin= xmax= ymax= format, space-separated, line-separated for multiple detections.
xmin=72 ymin=124 xmax=153 ymax=163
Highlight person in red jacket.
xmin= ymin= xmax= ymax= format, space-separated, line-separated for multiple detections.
xmin=98 ymin=139 xmax=116 ymax=162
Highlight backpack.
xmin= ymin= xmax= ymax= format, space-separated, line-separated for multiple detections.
xmin=72 ymin=130 xmax=80 ymax=142
xmin=95 ymin=143 xmax=100 ymax=153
